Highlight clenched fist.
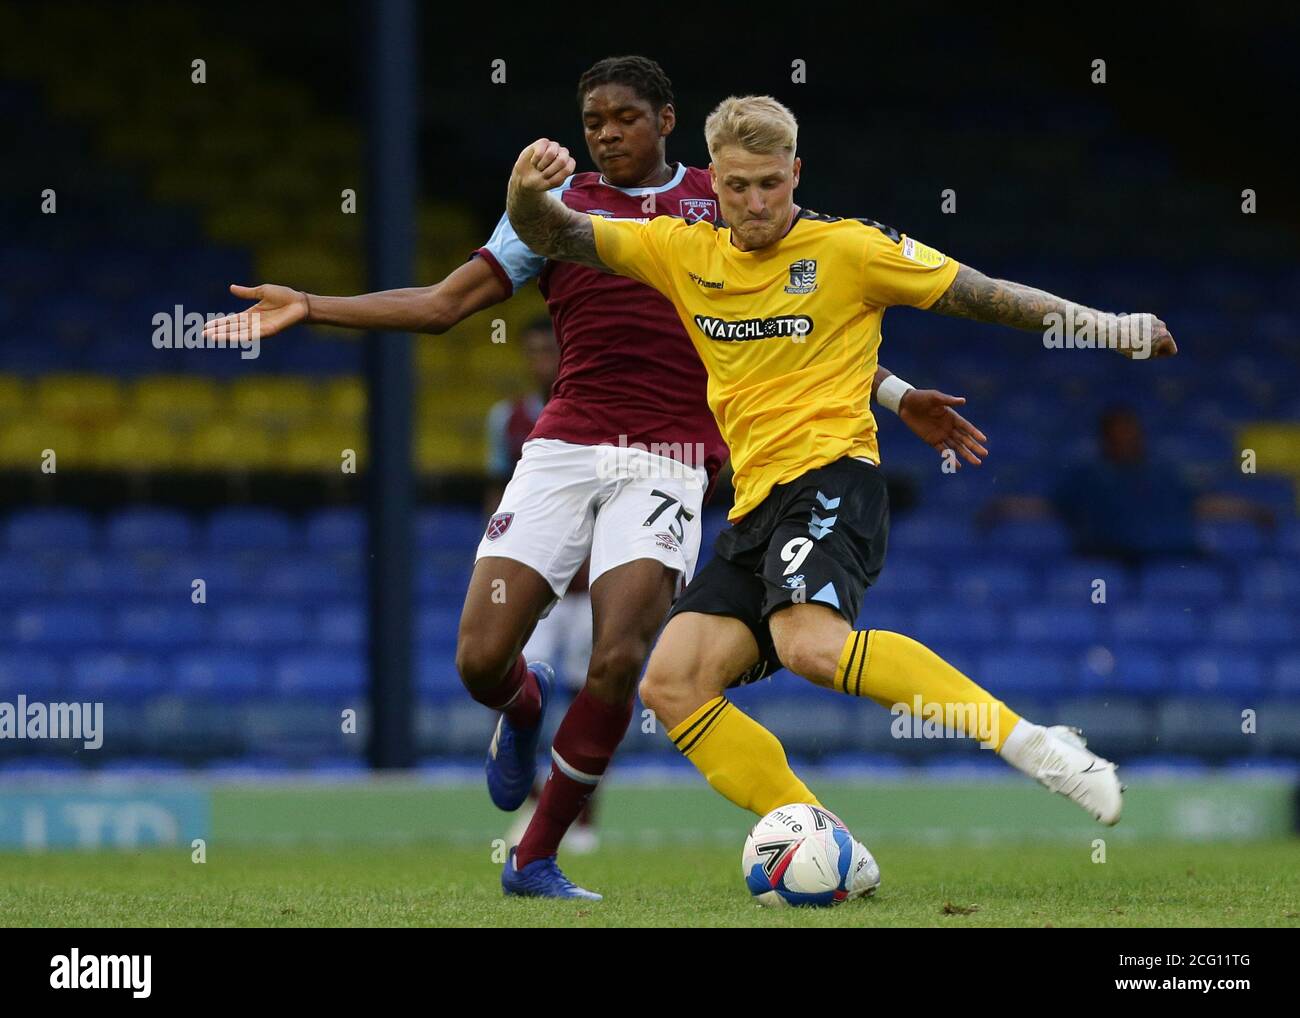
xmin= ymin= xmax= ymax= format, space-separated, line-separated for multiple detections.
xmin=511 ymin=138 xmax=576 ymax=193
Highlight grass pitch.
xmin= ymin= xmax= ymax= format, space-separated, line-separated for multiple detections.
xmin=2 ymin=840 xmax=1297 ymax=927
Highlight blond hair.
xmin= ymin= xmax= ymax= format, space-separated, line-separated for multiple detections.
xmin=704 ymin=95 xmax=798 ymax=161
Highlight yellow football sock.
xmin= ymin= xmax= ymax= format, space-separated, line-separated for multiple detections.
xmin=835 ymin=629 xmax=1021 ymax=751
xmin=668 ymin=696 xmax=821 ymax=816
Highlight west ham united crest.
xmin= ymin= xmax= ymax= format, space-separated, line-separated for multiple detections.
xmin=785 ymin=259 xmax=818 ymax=294
xmin=680 ymin=198 xmax=718 ymax=224
xmin=485 ymin=511 xmax=514 ymax=541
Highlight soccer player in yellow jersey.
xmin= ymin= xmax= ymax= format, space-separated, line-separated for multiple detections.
xmin=505 ymin=95 xmax=1178 ymax=871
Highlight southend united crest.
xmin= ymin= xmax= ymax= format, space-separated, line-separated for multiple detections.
xmin=485 ymin=512 xmax=514 ymax=540
xmin=680 ymin=198 xmax=717 ymax=224
xmin=784 ymin=259 xmax=817 ymax=294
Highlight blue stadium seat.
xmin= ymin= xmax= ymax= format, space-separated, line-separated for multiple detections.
xmin=215 ymin=605 xmax=309 ymax=645
xmin=62 ymin=552 xmax=156 ymax=597
xmin=256 ymin=556 xmax=359 ymax=598
xmin=274 ymin=651 xmax=366 ymax=697
xmin=12 ymin=604 xmax=108 ymax=645
xmin=416 ymin=607 xmax=461 ymax=650
xmin=0 ymin=651 xmax=64 ymax=698
xmin=1209 ymin=607 xmax=1295 ymax=646
xmin=1044 ymin=561 xmax=1134 ymax=605
xmin=1140 ymin=561 xmax=1229 ymax=605
xmin=1273 ymin=654 xmax=1300 ymax=695
xmin=1175 ymin=650 xmax=1266 ymax=697
xmin=0 ymin=553 xmax=60 ymax=603
xmin=977 ymin=651 xmax=1074 ymax=698
xmin=416 ymin=659 xmax=462 ymax=702
xmin=4 ymin=509 xmax=96 ymax=552
xmin=173 ymin=650 xmax=267 ymax=699
xmin=417 ymin=508 xmax=487 ymax=551
xmin=984 ymin=519 xmax=1071 ymax=556
xmin=887 ymin=511 xmax=977 ymax=553
xmin=910 ymin=607 xmax=1003 ymax=646
xmin=70 ymin=653 xmax=167 ymax=700
xmin=205 ymin=508 xmax=296 ymax=551
xmin=105 ymin=509 xmax=197 ymax=550
xmin=951 ymin=562 xmax=1038 ymax=605
xmin=158 ymin=556 xmax=252 ymax=599
xmin=1077 ymin=648 xmax=1171 ymax=694
xmin=1239 ymin=560 xmax=1300 ymax=604
xmin=116 ymin=604 xmax=208 ymax=647
xmin=1011 ymin=607 xmax=1104 ymax=647
xmin=305 ymin=508 xmax=365 ymax=552
xmin=315 ymin=602 xmax=365 ymax=646
xmin=1196 ymin=520 xmax=1269 ymax=558
xmin=1110 ymin=604 xmax=1201 ymax=645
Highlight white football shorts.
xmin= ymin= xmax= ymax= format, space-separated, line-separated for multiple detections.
xmin=476 ymin=438 xmax=709 ymax=603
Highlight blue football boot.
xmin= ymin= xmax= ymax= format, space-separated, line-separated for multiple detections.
xmin=485 ymin=661 xmax=552 ymax=811
xmin=501 ymin=846 xmax=602 ymax=900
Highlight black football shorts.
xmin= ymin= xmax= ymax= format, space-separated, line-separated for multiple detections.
xmin=667 ymin=456 xmax=889 ymax=686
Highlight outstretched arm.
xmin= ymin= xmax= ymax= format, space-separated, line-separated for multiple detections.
xmin=203 ymin=251 xmax=509 ymax=341
xmin=928 ymin=264 xmax=1177 ymax=359
xmin=505 ymin=138 xmax=609 ymax=271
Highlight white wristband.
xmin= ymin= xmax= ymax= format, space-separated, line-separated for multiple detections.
xmin=876 ymin=374 xmax=915 ymax=415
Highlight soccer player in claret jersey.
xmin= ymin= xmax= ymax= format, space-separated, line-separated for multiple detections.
xmin=505 ymin=94 xmax=1179 ymax=869
xmin=205 ymin=61 xmax=987 ymax=901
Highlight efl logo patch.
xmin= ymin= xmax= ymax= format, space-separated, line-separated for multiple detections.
xmin=901 ymin=236 xmax=946 ymax=267
xmin=680 ymin=198 xmax=718 ymax=224
xmin=485 ymin=512 xmax=514 ymax=541
xmin=784 ymin=258 xmax=817 ymax=294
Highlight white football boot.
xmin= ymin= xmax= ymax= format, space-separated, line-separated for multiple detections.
xmin=846 ymin=839 xmax=882 ymax=900
xmin=1008 ymin=723 xmax=1124 ymax=825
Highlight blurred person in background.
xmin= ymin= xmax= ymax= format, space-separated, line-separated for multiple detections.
xmin=983 ymin=405 xmax=1274 ymax=565
xmin=484 ymin=317 xmax=598 ymax=853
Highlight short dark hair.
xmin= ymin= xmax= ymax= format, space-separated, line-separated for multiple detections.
xmin=577 ymin=55 xmax=674 ymax=112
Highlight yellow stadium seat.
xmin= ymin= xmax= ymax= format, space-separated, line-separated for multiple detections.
xmin=35 ymin=374 xmax=124 ymax=426
xmin=324 ymin=377 xmax=366 ymax=424
xmin=1238 ymin=424 xmax=1300 ymax=475
xmin=278 ymin=428 xmax=367 ymax=472
xmin=132 ymin=375 xmax=222 ymax=427
xmin=0 ymin=375 xmax=27 ymax=420
xmin=90 ymin=421 xmax=186 ymax=471
xmin=188 ymin=423 xmax=277 ymax=471
xmin=229 ymin=377 xmax=319 ymax=424
xmin=0 ymin=422 xmax=89 ymax=470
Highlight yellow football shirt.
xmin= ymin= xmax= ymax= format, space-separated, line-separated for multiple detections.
xmin=591 ymin=208 xmax=960 ymax=520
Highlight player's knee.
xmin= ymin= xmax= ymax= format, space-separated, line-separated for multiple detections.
xmin=637 ymin=667 xmax=680 ymax=721
xmin=585 ymin=641 xmax=647 ymax=703
xmin=773 ymin=630 xmax=837 ymax=687
xmin=454 ymin=632 xmax=512 ymax=694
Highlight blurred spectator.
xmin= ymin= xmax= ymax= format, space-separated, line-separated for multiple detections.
xmin=982 ymin=406 xmax=1274 ymax=565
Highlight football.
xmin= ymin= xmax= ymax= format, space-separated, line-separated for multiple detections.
xmin=742 ymin=803 xmax=880 ymax=907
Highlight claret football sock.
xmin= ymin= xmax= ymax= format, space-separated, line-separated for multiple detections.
xmin=477 ymin=654 xmax=541 ymax=728
xmin=515 ymin=687 xmax=632 ymax=868
xmin=668 ymin=696 xmax=820 ymax=816
xmin=834 ymin=630 xmax=1022 ymax=751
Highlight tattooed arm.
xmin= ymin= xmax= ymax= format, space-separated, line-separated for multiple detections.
xmin=505 ymin=138 xmax=609 ymax=271
xmin=928 ymin=264 xmax=1177 ymax=359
